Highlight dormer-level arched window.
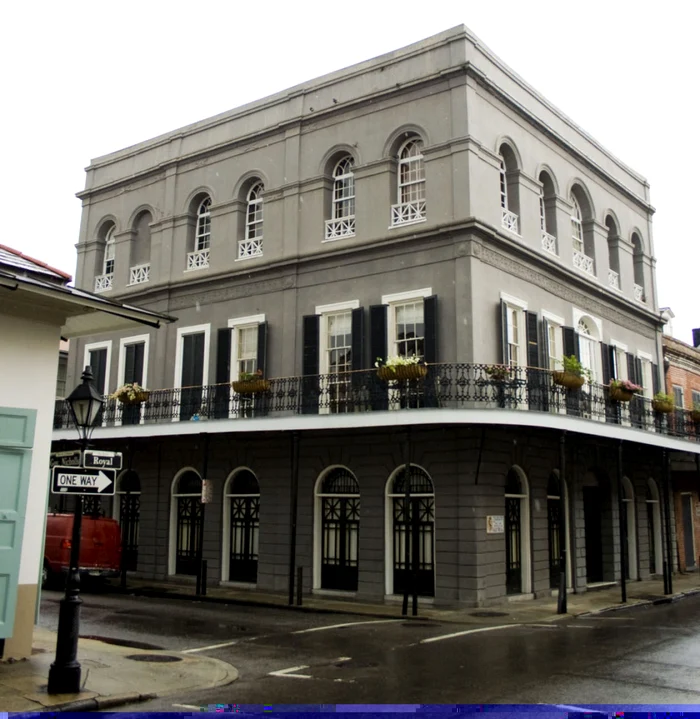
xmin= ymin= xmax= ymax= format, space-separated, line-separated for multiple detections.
xmin=498 ymin=143 xmax=520 ymax=234
xmin=571 ymin=195 xmax=584 ymax=253
xmin=239 ymin=182 xmax=264 ymax=259
xmin=605 ymin=216 xmax=621 ymax=291
xmin=195 ymin=197 xmax=211 ymax=251
xmin=325 ymin=156 xmax=356 ymax=240
xmin=391 ymin=137 xmax=426 ymax=227
xmin=95 ymin=223 xmax=116 ymax=293
xmin=103 ymin=225 xmax=115 ymax=276
xmin=538 ymin=170 xmax=557 ymax=255
xmin=570 ymin=186 xmax=595 ymax=277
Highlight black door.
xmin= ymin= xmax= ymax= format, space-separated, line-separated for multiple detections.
xmin=393 ymin=496 xmax=435 ymax=597
xmin=321 ymin=496 xmax=360 ymax=591
xmin=682 ymin=495 xmax=696 ymax=569
xmin=180 ymin=333 xmax=205 ymax=420
xmin=547 ymin=497 xmax=561 ymax=589
xmin=176 ymin=496 xmax=203 ymax=575
xmin=647 ymin=502 xmax=656 ymax=574
xmin=505 ymin=496 xmax=522 ymax=594
xmin=583 ymin=486 xmax=604 ymax=582
xmin=89 ymin=348 xmax=108 ymax=423
xmin=229 ymin=495 xmax=259 ymax=583
xmin=122 ymin=343 xmax=145 ymax=425
xmin=120 ymin=493 xmax=140 ymax=571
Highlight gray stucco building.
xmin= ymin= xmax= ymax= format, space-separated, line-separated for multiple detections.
xmin=52 ymin=26 xmax=700 ymax=607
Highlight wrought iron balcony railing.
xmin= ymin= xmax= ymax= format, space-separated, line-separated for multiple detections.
xmin=52 ymin=364 xmax=700 ymax=444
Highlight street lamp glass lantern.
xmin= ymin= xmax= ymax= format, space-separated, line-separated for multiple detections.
xmin=66 ymin=365 xmax=104 ymax=436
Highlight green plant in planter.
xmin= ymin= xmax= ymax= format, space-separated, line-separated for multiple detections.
xmin=652 ymin=392 xmax=675 ymax=414
xmin=485 ymin=364 xmax=514 ymax=382
xmin=552 ymin=355 xmax=591 ymax=390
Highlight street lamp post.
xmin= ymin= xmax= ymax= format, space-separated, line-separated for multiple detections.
xmin=47 ymin=366 xmax=104 ymax=695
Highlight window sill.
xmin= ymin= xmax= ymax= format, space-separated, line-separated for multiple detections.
xmin=322 ymin=233 xmax=356 ymax=243
xmin=235 ymin=254 xmax=263 ymax=262
xmin=184 ymin=265 xmax=209 ymax=273
xmin=388 ymin=217 xmax=427 ymax=230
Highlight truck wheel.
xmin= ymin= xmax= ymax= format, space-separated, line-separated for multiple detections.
xmin=42 ymin=562 xmax=52 ymax=589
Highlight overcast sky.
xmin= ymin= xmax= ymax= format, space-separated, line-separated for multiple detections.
xmin=3 ymin=1 xmax=696 ymax=344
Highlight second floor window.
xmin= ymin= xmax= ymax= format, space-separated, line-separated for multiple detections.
xmin=246 ymin=183 xmax=264 ymax=240
xmin=236 ymin=325 xmax=258 ymax=377
xmin=326 ymin=311 xmax=352 ymax=374
xmin=104 ymin=225 xmax=115 ymax=275
xmin=398 ymin=139 xmax=425 ymax=205
xmin=571 ymin=195 xmax=584 ymax=253
xmin=196 ymin=198 xmax=211 ymax=251
xmin=394 ymin=300 xmax=424 ymax=359
xmin=332 ymin=157 xmax=355 ymax=219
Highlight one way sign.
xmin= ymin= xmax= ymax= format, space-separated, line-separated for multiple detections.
xmin=51 ymin=466 xmax=116 ymax=495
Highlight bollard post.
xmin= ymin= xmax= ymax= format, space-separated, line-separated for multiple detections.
xmin=296 ymin=567 xmax=303 ymax=606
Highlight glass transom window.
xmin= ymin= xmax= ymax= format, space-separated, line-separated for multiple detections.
xmin=332 ymin=158 xmax=355 ymax=220
xmin=196 ymin=198 xmax=211 ymax=251
xmin=398 ymin=139 xmax=425 ymax=204
xmin=394 ymin=301 xmax=424 ymax=359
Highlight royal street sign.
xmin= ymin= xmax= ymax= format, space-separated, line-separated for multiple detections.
xmin=49 ymin=450 xmax=82 ymax=469
xmin=83 ymin=450 xmax=123 ymax=471
xmin=51 ymin=466 xmax=116 ymax=496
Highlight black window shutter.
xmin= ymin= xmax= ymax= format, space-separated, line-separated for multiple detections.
xmin=181 ymin=335 xmax=195 ymax=386
xmin=500 ymin=299 xmax=509 ymax=364
xmin=257 ymin=321 xmax=268 ymax=377
xmin=423 ymin=295 xmax=438 ymax=364
xmin=600 ymin=343 xmax=612 ymax=384
xmin=124 ymin=345 xmax=136 ymax=384
xmin=635 ymin=358 xmax=643 ymax=388
xmin=652 ymin=363 xmax=660 ymax=395
xmin=351 ymin=307 xmax=364 ymax=371
xmin=133 ymin=343 xmax=144 ymax=385
xmin=215 ymin=328 xmax=231 ymax=383
xmin=302 ymin=315 xmax=320 ymax=415
xmin=626 ymin=353 xmax=637 ymax=385
xmin=370 ymin=305 xmax=388 ymax=365
xmin=525 ymin=311 xmax=539 ymax=368
xmin=540 ymin=318 xmax=550 ymax=367
xmin=89 ymin=348 xmax=108 ymax=394
xmin=192 ymin=333 xmax=205 ymax=385
xmin=562 ymin=327 xmax=578 ymax=360
xmin=302 ymin=315 xmax=320 ymax=376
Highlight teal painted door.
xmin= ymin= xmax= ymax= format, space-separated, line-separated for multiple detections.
xmin=0 ymin=407 xmax=35 ymax=640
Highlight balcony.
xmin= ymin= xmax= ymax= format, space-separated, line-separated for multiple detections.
xmin=541 ymin=231 xmax=557 ymax=255
xmin=187 ymin=248 xmax=210 ymax=270
xmin=501 ymin=209 xmax=519 ymax=234
xmin=238 ymin=238 xmax=263 ymax=259
xmin=53 ymin=365 xmax=700 ymax=445
xmin=94 ymin=273 xmax=113 ymax=293
xmin=129 ymin=263 xmax=150 ymax=285
xmin=573 ymin=250 xmax=595 ymax=277
xmin=390 ymin=200 xmax=426 ymax=228
xmin=608 ymin=269 xmax=620 ymax=290
xmin=324 ymin=216 xmax=356 ymax=240
xmin=634 ymin=284 xmax=645 ymax=303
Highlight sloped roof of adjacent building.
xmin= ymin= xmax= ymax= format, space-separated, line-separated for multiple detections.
xmin=0 ymin=244 xmax=72 ymax=283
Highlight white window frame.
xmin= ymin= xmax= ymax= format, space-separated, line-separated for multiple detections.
xmin=542 ymin=311 xmax=564 ymax=373
xmin=168 ymin=467 xmax=202 ymax=576
xmin=571 ymin=195 xmax=584 ymax=253
xmin=397 ymin=139 xmax=425 ymax=205
xmin=332 ymin=157 xmax=355 ymax=221
xmin=83 ymin=340 xmax=112 ymax=397
xmin=382 ymin=288 xmax=432 ymax=360
xmin=504 ymin=466 xmax=532 ymax=596
xmin=103 ymin=225 xmax=116 ymax=276
xmin=610 ymin=340 xmax=628 ymax=381
xmin=227 ymin=314 xmax=265 ymax=417
xmin=245 ymin=183 xmax=264 ymax=241
xmin=195 ymin=197 xmax=212 ymax=251
xmin=172 ymin=324 xmax=211 ymax=421
xmin=115 ymin=334 xmax=151 ymax=426
xmin=500 ymin=293 xmax=527 ymax=369
xmin=221 ymin=467 xmax=260 ymax=585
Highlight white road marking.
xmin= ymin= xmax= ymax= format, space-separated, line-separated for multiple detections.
xmin=524 ymin=623 xmax=558 ymax=628
xmin=567 ymin=625 xmax=595 ymax=629
xmin=420 ymin=624 xmax=515 ymax=644
xmin=268 ymin=664 xmax=313 ymax=679
xmin=292 ymin=619 xmax=402 ymax=634
xmin=181 ymin=636 xmax=260 ymax=653
xmin=550 ymin=704 xmax=597 ymax=713
xmin=172 ymin=704 xmax=201 ymax=710
xmin=334 ymin=656 xmax=352 ymax=662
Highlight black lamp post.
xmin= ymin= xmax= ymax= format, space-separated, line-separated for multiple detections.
xmin=47 ymin=366 xmax=104 ymax=695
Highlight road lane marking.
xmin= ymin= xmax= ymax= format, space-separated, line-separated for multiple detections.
xmin=420 ymin=624 xmax=515 ymax=644
xmin=550 ymin=704 xmax=598 ymax=713
xmin=567 ymin=625 xmax=595 ymax=629
xmin=269 ymin=665 xmax=313 ymax=679
xmin=334 ymin=656 xmax=351 ymax=662
xmin=181 ymin=636 xmax=260 ymax=653
xmin=173 ymin=704 xmax=201 ymax=710
xmin=292 ymin=619 xmax=402 ymax=634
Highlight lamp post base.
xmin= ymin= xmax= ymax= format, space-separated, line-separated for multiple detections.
xmin=47 ymin=591 xmax=83 ymax=694
xmin=48 ymin=661 xmax=82 ymax=695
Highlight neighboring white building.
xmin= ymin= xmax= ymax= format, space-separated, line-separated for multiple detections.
xmin=0 ymin=244 xmax=173 ymax=660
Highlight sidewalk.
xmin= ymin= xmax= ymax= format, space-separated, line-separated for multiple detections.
xmin=0 ymin=627 xmax=238 ymax=713
xmin=118 ymin=571 xmax=700 ymax=626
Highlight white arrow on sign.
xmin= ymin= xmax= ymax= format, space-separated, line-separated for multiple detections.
xmin=95 ymin=471 xmax=112 ymax=493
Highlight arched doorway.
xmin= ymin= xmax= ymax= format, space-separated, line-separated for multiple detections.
xmin=385 ymin=465 xmax=435 ymax=597
xmin=622 ymin=477 xmax=638 ymax=580
xmin=505 ymin=466 xmax=531 ymax=595
xmin=112 ymin=469 xmax=141 ymax=572
xmin=222 ymin=469 xmax=260 ymax=584
xmin=314 ymin=467 xmax=360 ymax=592
xmin=547 ymin=471 xmax=572 ymax=590
xmin=169 ymin=469 xmax=203 ymax=576
xmin=646 ymin=479 xmax=663 ymax=575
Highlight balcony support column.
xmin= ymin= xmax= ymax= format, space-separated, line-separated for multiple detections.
xmin=616 ymin=440 xmax=627 ymax=603
xmin=557 ymin=433 xmax=567 ymax=614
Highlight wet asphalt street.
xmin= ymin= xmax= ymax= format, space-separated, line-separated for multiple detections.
xmin=38 ymin=588 xmax=700 ymax=708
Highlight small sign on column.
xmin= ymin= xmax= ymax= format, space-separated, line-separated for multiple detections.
xmin=201 ymin=479 xmax=213 ymax=504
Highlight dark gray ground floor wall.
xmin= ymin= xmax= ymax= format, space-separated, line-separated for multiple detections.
xmin=50 ymin=425 xmax=673 ymax=607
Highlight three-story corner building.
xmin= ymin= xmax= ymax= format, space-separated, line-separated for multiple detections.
xmin=53 ymin=25 xmax=699 ymax=608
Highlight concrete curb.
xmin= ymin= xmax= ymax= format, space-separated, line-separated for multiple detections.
xmin=47 ymin=692 xmax=157 ymax=712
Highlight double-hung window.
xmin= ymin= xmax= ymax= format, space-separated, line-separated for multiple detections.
xmin=393 ymin=301 xmax=425 ymax=360
xmin=319 ymin=304 xmax=356 ymax=414
xmin=117 ymin=335 xmax=149 ymax=425
xmin=500 ymin=294 xmax=527 ymax=368
xmin=542 ymin=312 xmax=564 ymax=372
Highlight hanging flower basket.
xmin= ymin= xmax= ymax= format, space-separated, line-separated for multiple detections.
xmin=485 ymin=365 xmax=514 ymax=383
xmin=552 ymin=371 xmax=585 ymax=390
xmin=608 ymin=379 xmax=642 ymax=403
xmin=119 ymin=391 xmax=150 ymax=405
xmin=376 ymin=364 xmax=428 ymax=382
xmin=232 ymin=379 xmax=270 ymax=395
xmin=110 ymin=383 xmax=150 ymax=405
xmin=652 ymin=399 xmax=674 ymax=414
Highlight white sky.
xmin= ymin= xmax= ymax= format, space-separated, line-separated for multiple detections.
xmin=3 ymin=0 xmax=696 ymax=344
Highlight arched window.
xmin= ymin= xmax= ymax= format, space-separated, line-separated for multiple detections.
xmin=576 ymin=317 xmax=600 ymax=382
xmin=130 ymin=210 xmax=152 ymax=284
xmin=547 ymin=471 xmax=572 ymax=590
xmin=605 ymin=216 xmax=621 ymax=290
xmin=646 ymin=479 xmax=662 ymax=575
xmin=325 ymin=156 xmax=356 ymax=240
xmin=95 ymin=224 xmax=116 ymax=292
xmin=222 ymin=469 xmax=260 ymax=583
xmin=498 ymin=144 xmax=520 ymax=234
xmin=571 ymin=195 xmax=584 ymax=253
xmin=113 ymin=470 xmax=141 ymax=572
xmin=391 ymin=138 xmax=426 ymax=226
xmin=539 ymin=171 xmax=557 ymax=254
xmin=187 ymin=196 xmax=211 ymax=270
xmin=505 ymin=466 xmax=531 ymax=595
xmin=240 ymin=182 xmax=264 ymax=259
xmin=314 ymin=467 xmax=360 ymax=591
xmin=570 ymin=186 xmax=595 ymax=276
xmin=622 ymin=477 xmax=638 ymax=581
xmin=385 ymin=465 xmax=434 ymax=597
xmin=631 ymin=233 xmax=645 ymax=303
xmin=169 ymin=469 xmax=203 ymax=576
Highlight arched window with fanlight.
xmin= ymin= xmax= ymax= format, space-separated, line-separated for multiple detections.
xmin=314 ymin=467 xmax=360 ymax=591
xmin=570 ymin=185 xmax=595 ymax=277
xmin=498 ymin=143 xmax=520 ymax=234
xmin=505 ymin=466 xmax=531 ymax=595
xmin=631 ymin=232 xmax=645 ymax=303
xmin=325 ymin=156 xmax=356 ymax=240
xmin=95 ymin=224 xmax=116 ymax=292
xmin=391 ymin=137 xmax=426 ymax=227
xmin=605 ymin=215 xmax=621 ymax=291
xmin=222 ymin=469 xmax=260 ymax=584
xmin=239 ymin=182 xmax=264 ymax=259
xmin=169 ymin=469 xmax=203 ymax=576
xmin=539 ymin=170 xmax=557 ymax=255
xmin=187 ymin=196 xmax=212 ymax=270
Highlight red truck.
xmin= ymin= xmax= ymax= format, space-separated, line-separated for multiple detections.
xmin=43 ymin=513 xmax=122 ymax=588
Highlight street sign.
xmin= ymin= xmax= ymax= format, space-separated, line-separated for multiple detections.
xmin=49 ymin=450 xmax=82 ymax=469
xmin=51 ymin=466 xmax=116 ymax=495
xmin=201 ymin=479 xmax=213 ymax=504
xmin=83 ymin=450 xmax=123 ymax=471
